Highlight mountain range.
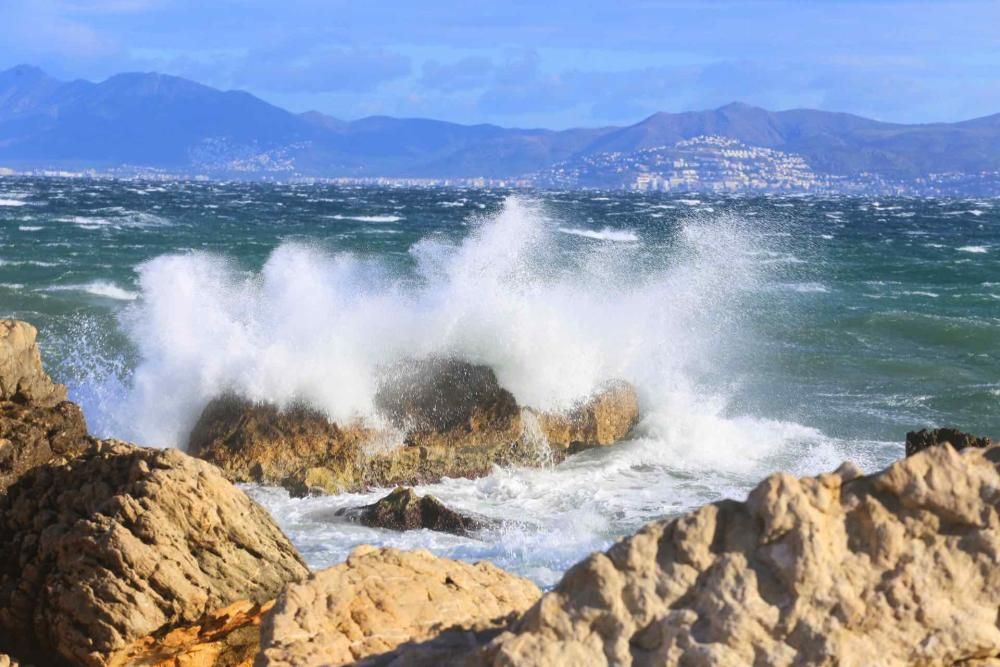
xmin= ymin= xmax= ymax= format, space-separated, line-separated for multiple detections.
xmin=2 ymin=64 xmax=1000 ymax=185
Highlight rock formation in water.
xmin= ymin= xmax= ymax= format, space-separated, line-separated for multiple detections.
xmin=256 ymin=545 xmax=541 ymax=667
xmin=0 ymin=319 xmax=67 ymax=407
xmin=464 ymin=443 xmax=1000 ymax=666
xmin=337 ymin=486 xmax=491 ymax=536
xmin=189 ymin=359 xmax=640 ymax=494
xmin=0 ymin=440 xmax=309 ymax=666
xmin=905 ymin=426 xmax=993 ymax=456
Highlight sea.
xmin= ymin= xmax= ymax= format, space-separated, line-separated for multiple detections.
xmin=1 ymin=176 xmax=998 ymax=586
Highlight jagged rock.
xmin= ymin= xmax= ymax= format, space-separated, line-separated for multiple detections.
xmin=189 ymin=360 xmax=639 ymax=495
xmin=466 ymin=444 xmax=1000 ymax=666
xmin=0 ymin=400 xmax=90 ymax=492
xmin=257 ymin=545 xmax=541 ymax=667
xmin=108 ymin=599 xmax=273 ymax=667
xmin=337 ymin=487 xmax=490 ymax=536
xmin=0 ymin=440 xmax=308 ymax=666
xmin=0 ymin=320 xmax=67 ymax=407
xmin=905 ymin=427 xmax=992 ymax=456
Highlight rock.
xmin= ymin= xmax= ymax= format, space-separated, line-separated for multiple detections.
xmin=0 ymin=440 xmax=308 ymax=666
xmin=337 ymin=487 xmax=490 ymax=536
xmin=905 ymin=427 xmax=992 ymax=456
xmin=257 ymin=545 xmax=541 ymax=667
xmin=0 ymin=400 xmax=90 ymax=492
xmin=533 ymin=380 xmax=640 ymax=452
xmin=468 ymin=444 xmax=1000 ymax=666
xmin=108 ymin=599 xmax=273 ymax=667
xmin=189 ymin=359 xmax=639 ymax=495
xmin=0 ymin=320 xmax=67 ymax=407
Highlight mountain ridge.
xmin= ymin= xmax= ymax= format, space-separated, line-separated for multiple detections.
xmin=2 ymin=65 xmax=999 ymax=186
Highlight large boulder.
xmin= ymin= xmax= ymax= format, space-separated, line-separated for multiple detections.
xmin=0 ymin=400 xmax=90 ymax=493
xmin=905 ymin=427 xmax=992 ymax=457
xmin=0 ymin=320 xmax=67 ymax=407
xmin=189 ymin=360 xmax=639 ymax=494
xmin=0 ymin=440 xmax=308 ymax=666
xmin=469 ymin=444 xmax=1000 ymax=666
xmin=257 ymin=545 xmax=541 ymax=667
xmin=336 ymin=486 xmax=491 ymax=537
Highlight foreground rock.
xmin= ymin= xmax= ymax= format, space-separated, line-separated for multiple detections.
xmin=905 ymin=426 xmax=993 ymax=456
xmin=337 ymin=486 xmax=490 ymax=536
xmin=189 ymin=359 xmax=639 ymax=494
xmin=0 ymin=441 xmax=308 ymax=666
xmin=466 ymin=443 xmax=1000 ymax=665
xmin=0 ymin=320 xmax=67 ymax=407
xmin=109 ymin=599 xmax=273 ymax=667
xmin=257 ymin=546 xmax=541 ymax=667
xmin=0 ymin=400 xmax=90 ymax=492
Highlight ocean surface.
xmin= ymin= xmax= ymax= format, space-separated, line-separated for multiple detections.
xmin=2 ymin=176 xmax=998 ymax=586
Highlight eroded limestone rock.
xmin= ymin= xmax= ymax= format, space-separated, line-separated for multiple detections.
xmin=0 ymin=440 xmax=308 ymax=666
xmin=337 ymin=486 xmax=490 ymax=536
xmin=905 ymin=426 xmax=992 ymax=456
xmin=0 ymin=320 xmax=67 ymax=407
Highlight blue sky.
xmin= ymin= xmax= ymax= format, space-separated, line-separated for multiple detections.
xmin=3 ymin=0 xmax=999 ymax=128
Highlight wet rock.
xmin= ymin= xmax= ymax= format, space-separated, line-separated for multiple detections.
xmin=257 ymin=545 xmax=540 ymax=667
xmin=0 ymin=440 xmax=308 ymax=666
xmin=0 ymin=400 xmax=90 ymax=492
xmin=467 ymin=444 xmax=1000 ymax=666
xmin=337 ymin=486 xmax=490 ymax=536
xmin=0 ymin=320 xmax=67 ymax=407
xmin=905 ymin=426 xmax=992 ymax=456
xmin=189 ymin=359 xmax=639 ymax=495
xmin=109 ymin=599 xmax=273 ymax=667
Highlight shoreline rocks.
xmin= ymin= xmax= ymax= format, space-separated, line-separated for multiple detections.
xmin=337 ymin=486 xmax=491 ymax=536
xmin=257 ymin=546 xmax=541 ymax=667
xmin=188 ymin=359 xmax=640 ymax=495
xmin=905 ymin=426 xmax=993 ymax=456
xmin=0 ymin=320 xmax=67 ymax=407
xmin=0 ymin=440 xmax=308 ymax=666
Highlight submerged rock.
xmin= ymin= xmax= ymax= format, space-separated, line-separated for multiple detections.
xmin=0 ymin=399 xmax=90 ymax=492
xmin=257 ymin=545 xmax=541 ymax=667
xmin=905 ymin=426 xmax=992 ymax=456
xmin=466 ymin=444 xmax=1000 ymax=666
xmin=0 ymin=440 xmax=308 ymax=666
xmin=337 ymin=486 xmax=490 ymax=536
xmin=188 ymin=359 xmax=639 ymax=494
xmin=0 ymin=320 xmax=67 ymax=407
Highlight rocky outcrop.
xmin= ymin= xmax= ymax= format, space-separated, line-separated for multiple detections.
xmin=257 ymin=545 xmax=541 ymax=667
xmin=109 ymin=599 xmax=273 ymax=667
xmin=189 ymin=359 xmax=639 ymax=495
xmin=0 ymin=440 xmax=308 ymax=666
xmin=466 ymin=444 xmax=1000 ymax=666
xmin=0 ymin=400 xmax=90 ymax=492
xmin=0 ymin=320 xmax=67 ymax=407
xmin=337 ymin=486 xmax=490 ymax=536
xmin=905 ymin=427 xmax=992 ymax=457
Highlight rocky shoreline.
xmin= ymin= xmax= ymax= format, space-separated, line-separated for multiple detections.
xmin=0 ymin=318 xmax=997 ymax=666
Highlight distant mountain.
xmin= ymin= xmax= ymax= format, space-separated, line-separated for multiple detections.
xmin=2 ymin=64 xmax=1000 ymax=188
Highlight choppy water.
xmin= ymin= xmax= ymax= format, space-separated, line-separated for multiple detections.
xmin=2 ymin=177 xmax=998 ymax=586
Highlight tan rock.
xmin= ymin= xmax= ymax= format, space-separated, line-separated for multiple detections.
xmin=0 ymin=440 xmax=308 ymax=666
xmin=0 ymin=320 xmax=67 ymax=407
xmin=0 ymin=399 xmax=90 ymax=492
xmin=188 ymin=360 xmax=639 ymax=494
xmin=471 ymin=445 xmax=1000 ymax=666
xmin=257 ymin=546 xmax=541 ymax=667
xmin=109 ymin=599 xmax=273 ymax=667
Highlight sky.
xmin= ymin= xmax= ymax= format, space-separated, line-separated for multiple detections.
xmin=2 ymin=0 xmax=999 ymax=129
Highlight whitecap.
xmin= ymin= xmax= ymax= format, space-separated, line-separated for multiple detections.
xmin=44 ymin=281 xmax=139 ymax=301
xmin=557 ymin=227 xmax=639 ymax=242
xmin=329 ymin=214 xmax=404 ymax=223
xmin=957 ymin=245 xmax=989 ymax=254
xmin=18 ymin=225 xmax=43 ymax=232
xmin=0 ymin=198 xmax=27 ymax=207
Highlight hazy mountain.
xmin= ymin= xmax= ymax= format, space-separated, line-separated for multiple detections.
xmin=2 ymin=65 xmax=999 ymax=183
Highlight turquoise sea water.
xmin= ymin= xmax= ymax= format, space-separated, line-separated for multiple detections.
xmin=1 ymin=176 xmax=997 ymax=584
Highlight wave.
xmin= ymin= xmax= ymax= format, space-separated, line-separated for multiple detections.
xmin=18 ymin=225 xmax=43 ymax=232
xmin=0 ymin=198 xmax=27 ymax=207
xmin=957 ymin=245 xmax=989 ymax=254
xmin=329 ymin=214 xmax=404 ymax=223
xmin=557 ymin=227 xmax=639 ymax=242
xmin=45 ymin=281 xmax=139 ymax=301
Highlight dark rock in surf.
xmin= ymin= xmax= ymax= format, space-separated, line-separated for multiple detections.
xmin=337 ymin=486 xmax=490 ymax=536
xmin=905 ymin=427 xmax=992 ymax=457
xmin=187 ymin=358 xmax=641 ymax=495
